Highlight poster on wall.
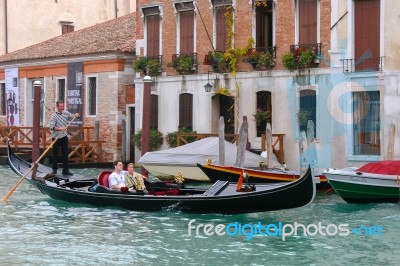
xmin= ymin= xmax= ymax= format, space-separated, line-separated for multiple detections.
xmin=5 ymin=68 xmax=19 ymax=126
xmin=67 ymin=62 xmax=83 ymax=126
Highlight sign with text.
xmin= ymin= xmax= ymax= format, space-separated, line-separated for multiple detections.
xmin=5 ymin=68 xmax=19 ymax=126
xmin=67 ymin=62 xmax=83 ymax=126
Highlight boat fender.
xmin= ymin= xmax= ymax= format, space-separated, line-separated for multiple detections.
xmin=356 ymin=172 xmax=363 ymax=175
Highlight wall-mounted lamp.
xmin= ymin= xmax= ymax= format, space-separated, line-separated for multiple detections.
xmin=204 ymin=71 xmax=213 ymax=92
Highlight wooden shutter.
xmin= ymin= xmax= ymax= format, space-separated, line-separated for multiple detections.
xmin=298 ymin=0 xmax=317 ymax=44
xmin=62 ymin=24 xmax=74 ymax=34
xmin=180 ymin=10 xmax=195 ymax=54
xmin=0 ymin=83 xmax=5 ymax=115
xmin=146 ymin=15 xmax=160 ymax=56
xmin=179 ymin=93 xmax=193 ymax=130
xmin=215 ymin=6 xmax=228 ymax=51
xmin=354 ymin=0 xmax=380 ymax=71
xmin=150 ymin=95 xmax=158 ymax=129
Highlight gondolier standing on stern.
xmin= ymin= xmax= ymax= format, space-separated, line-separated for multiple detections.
xmin=49 ymin=100 xmax=80 ymax=175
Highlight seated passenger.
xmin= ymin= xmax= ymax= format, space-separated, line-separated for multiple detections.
xmin=108 ymin=161 xmax=127 ymax=191
xmin=124 ymin=163 xmax=148 ymax=194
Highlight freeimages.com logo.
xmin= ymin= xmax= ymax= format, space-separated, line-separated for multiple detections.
xmin=187 ymin=219 xmax=383 ymax=241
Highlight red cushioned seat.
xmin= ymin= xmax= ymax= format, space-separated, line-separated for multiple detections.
xmin=98 ymin=171 xmax=112 ymax=188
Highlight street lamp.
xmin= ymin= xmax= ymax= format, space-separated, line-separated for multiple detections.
xmin=204 ymin=71 xmax=213 ymax=92
xmin=141 ymin=75 xmax=152 ymax=176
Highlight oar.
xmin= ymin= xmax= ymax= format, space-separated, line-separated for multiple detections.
xmin=2 ymin=116 xmax=77 ymax=202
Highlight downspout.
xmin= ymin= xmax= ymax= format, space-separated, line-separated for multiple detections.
xmin=114 ymin=0 xmax=118 ymax=18
xmin=5 ymin=0 xmax=8 ymax=53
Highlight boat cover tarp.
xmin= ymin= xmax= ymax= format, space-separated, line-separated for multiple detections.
xmin=357 ymin=160 xmax=400 ymax=175
xmin=139 ymin=137 xmax=282 ymax=168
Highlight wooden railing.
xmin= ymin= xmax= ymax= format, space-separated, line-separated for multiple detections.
xmin=0 ymin=126 xmax=104 ymax=162
xmin=176 ymin=133 xmax=285 ymax=164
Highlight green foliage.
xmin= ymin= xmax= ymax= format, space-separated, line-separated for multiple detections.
xmin=133 ymin=128 xmax=163 ymax=151
xmin=132 ymin=57 xmax=161 ymax=76
xmin=172 ymin=54 xmax=195 ymax=73
xmin=296 ymin=109 xmax=312 ymax=127
xmin=244 ymin=49 xmax=275 ymax=69
xmin=166 ymin=128 xmax=197 ymax=148
xmin=282 ymin=47 xmax=316 ymax=72
xmin=253 ymin=109 xmax=272 ymax=126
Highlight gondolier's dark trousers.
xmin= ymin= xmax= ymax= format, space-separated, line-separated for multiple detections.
xmin=52 ymin=136 xmax=69 ymax=172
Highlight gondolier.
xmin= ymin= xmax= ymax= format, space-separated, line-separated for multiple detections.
xmin=49 ymin=100 xmax=79 ymax=175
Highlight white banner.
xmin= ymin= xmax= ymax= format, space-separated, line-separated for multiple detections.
xmin=5 ymin=68 xmax=19 ymax=126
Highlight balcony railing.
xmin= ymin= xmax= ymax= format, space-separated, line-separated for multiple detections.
xmin=172 ymin=53 xmax=198 ymax=74
xmin=255 ymin=46 xmax=276 ymax=58
xmin=290 ymin=43 xmax=322 ymax=56
xmin=172 ymin=53 xmax=197 ymax=63
xmin=341 ymin=57 xmax=384 ymax=73
xmin=146 ymin=55 xmax=163 ymax=64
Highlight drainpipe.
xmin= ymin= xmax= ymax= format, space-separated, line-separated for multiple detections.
xmin=5 ymin=0 xmax=8 ymax=53
xmin=114 ymin=0 xmax=118 ymax=18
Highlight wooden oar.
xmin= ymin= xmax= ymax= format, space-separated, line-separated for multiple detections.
xmin=2 ymin=116 xmax=77 ymax=202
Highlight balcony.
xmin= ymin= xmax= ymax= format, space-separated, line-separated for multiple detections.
xmin=290 ymin=43 xmax=322 ymax=56
xmin=243 ymin=46 xmax=276 ymax=70
xmin=172 ymin=53 xmax=197 ymax=74
xmin=133 ymin=55 xmax=163 ymax=76
xmin=341 ymin=57 xmax=384 ymax=73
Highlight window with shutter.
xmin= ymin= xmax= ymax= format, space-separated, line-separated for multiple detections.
xmin=298 ymin=0 xmax=317 ymax=44
xmin=87 ymin=77 xmax=97 ymax=116
xmin=61 ymin=24 xmax=74 ymax=35
xmin=354 ymin=0 xmax=380 ymax=71
xmin=0 ymin=83 xmax=5 ymax=116
xmin=150 ymin=95 xmax=159 ymax=130
xmin=256 ymin=91 xmax=272 ymax=136
xmin=179 ymin=10 xmax=195 ymax=54
xmin=146 ymin=15 xmax=161 ymax=57
xmin=255 ymin=1 xmax=273 ymax=49
xmin=299 ymin=90 xmax=316 ymax=136
xmin=179 ymin=93 xmax=193 ymax=130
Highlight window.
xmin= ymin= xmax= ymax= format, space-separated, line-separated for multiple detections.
xmin=57 ymin=79 xmax=66 ymax=109
xmin=255 ymin=1 xmax=273 ymax=49
xmin=215 ymin=5 xmax=230 ymax=51
xmin=354 ymin=0 xmax=380 ymax=71
xmin=150 ymin=95 xmax=158 ymax=129
xmin=353 ymin=91 xmax=380 ymax=155
xmin=61 ymin=24 xmax=74 ymax=34
xmin=0 ymin=83 xmax=5 ymax=115
xmin=299 ymin=90 xmax=316 ymax=136
xmin=298 ymin=0 xmax=317 ymax=44
xmin=256 ymin=91 xmax=272 ymax=137
xmin=146 ymin=12 xmax=161 ymax=57
xmin=179 ymin=10 xmax=195 ymax=54
xmin=87 ymin=77 xmax=97 ymax=116
xmin=179 ymin=93 xmax=193 ymax=130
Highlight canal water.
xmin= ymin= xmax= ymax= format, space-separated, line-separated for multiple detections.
xmin=0 ymin=165 xmax=399 ymax=266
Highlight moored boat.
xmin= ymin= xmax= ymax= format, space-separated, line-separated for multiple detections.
xmin=138 ymin=137 xmax=283 ymax=181
xmin=197 ymin=163 xmax=329 ymax=189
xmin=6 ymin=139 xmax=316 ymax=214
xmin=323 ymin=161 xmax=400 ymax=203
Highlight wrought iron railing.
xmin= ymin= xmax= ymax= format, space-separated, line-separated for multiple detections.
xmin=290 ymin=43 xmax=322 ymax=55
xmin=172 ymin=53 xmax=197 ymax=63
xmin=254 ymin=46 xmax=277 ymax=58
xmin=341 ymin=56 xmax=384 ymax=73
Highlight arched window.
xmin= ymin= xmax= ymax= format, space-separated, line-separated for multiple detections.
xmin=179 ymin=93 xmax=193 ymax=130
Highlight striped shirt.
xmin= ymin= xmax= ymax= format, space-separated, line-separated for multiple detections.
xmin=48 ymin=111 xmax=74 ymax=139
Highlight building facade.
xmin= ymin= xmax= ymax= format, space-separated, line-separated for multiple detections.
xmin=132 ymin=0 xmax=400 ymax=171
xmin=0 ymin=0 xmax=136 ymax=55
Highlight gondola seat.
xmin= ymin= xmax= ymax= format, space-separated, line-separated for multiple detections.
xmin=98 ymin=171 xmax=112 ymax=188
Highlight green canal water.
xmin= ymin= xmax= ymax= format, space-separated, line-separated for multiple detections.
xmin=0 ymin=165 xmax=399 ymax=265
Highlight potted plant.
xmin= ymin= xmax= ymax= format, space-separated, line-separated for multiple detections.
xmin=296 ymin=109 xmax=312 ymax=128
xmin=172 ymin=54 xmax=196 ymax=74
xmin=244 ymin=48 xmax=275 ymax=70
xmin=133 ymin=57 xmax=162 ymax=76
xmin=132 ymin=128 xmax=163 ymax=151
xmin=202 ymin=51 xmax=232 ymax=73
xmin=282 ymin=47 xmax=317 ymax=72
xmin=253 ymin=108 xmax=271 ymax=126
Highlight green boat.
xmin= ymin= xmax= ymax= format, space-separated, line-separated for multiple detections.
xmin=323 ymin=161 xmax=400 ymax=203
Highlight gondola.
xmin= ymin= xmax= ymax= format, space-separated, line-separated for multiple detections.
xmin=6 ymin=140 xmax=315 ymax=214
xmin=197 ymin=163 xmax=330 ymax=190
